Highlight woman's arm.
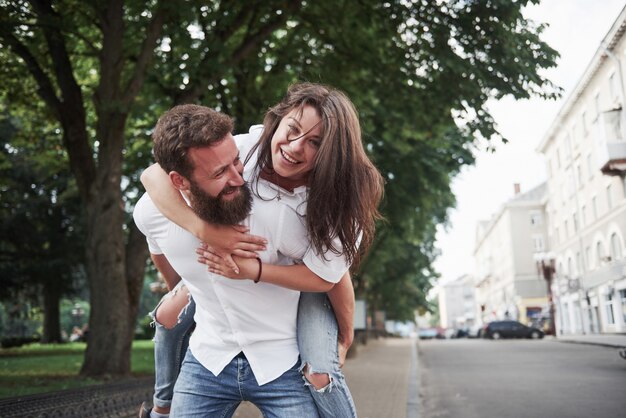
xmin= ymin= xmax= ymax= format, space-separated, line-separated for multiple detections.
xmin=197 ymin=250 xmax=334 ymax=292
xmin=141 ymin=163 xmax=267 ymax=272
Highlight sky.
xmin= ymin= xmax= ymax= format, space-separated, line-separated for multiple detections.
xmin=432 ymin=0 xmax=626 ymax=285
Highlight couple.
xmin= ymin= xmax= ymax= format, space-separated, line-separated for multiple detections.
xmin=133 ymin=83 xmax=384 ymax=417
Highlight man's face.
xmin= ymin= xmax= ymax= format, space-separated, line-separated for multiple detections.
xmin=185 ymin=135 xmax=252 ymax=225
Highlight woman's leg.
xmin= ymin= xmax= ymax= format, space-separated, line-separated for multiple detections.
xmin=297 ymin=292 xmax=357 ymax=418
xmin=150 ymin=282 xmax=196 ymax=414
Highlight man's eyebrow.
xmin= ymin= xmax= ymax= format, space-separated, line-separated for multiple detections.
xmin=210 ymin=151 xmax=240 ymax=177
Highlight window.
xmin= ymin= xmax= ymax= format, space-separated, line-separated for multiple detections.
xmin=581 ymin=205 xmax=587 ymax=226
xmin=585 ymin=246 xmax=591 ymax=268
xmin=619 ymin=289 xmax=626 ymax=323
xmin=610 ymin=233 xmax=622 ymax=260
xmin=609 ymin=73 xmax=619 ymax=101
xmin=592 ymin=196 xmax=598 ymax=219
xmin=573 ymin=212 xmax=579 ymax=232
xmin=556 ymin=148 xmax=562 ymax=168
xmin=594 ymin=93 xmax=601 ymax=118
xmin=567 ymin=257 xmax=574 ymax=276
xmin=576 ymin=252 xmax=582 ymax=273
xmin=587 ymin=154 xmax=594 ymax=179
xmin=555 ymin=226 xmax=560 ymax=243
xmin=576 ymin=164 xmax=583 ymax=188
xmin=582 ymin=111 xmax=588 ymax=136
xmin=530 ymin=211 xmax=543 ymax=226
xmin=533 ymin=235 xmax=545 ymax=252
xmin=565 ymin=135 xmax=572 ymax=161
xmin=597 ymin=241 xmax=605 ymax=265
xmin=564 ymin=220 xmax=569 ymax=238
xmin=607 ymin=185 xmax=613 ymax=210
xmin=605 ymin=293 xmax=615 ymax=325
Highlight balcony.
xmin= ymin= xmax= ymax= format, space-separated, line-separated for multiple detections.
xmin=580 ymin=258 xmax=626 ymax=289
xmin=594 ymin=109 xmax=626 ymax=175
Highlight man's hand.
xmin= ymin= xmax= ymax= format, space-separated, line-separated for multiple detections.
xmin=198 ymin=224 xmax=266 ymax=274
xmin=196 ymin=246 xmax=260 ymax=280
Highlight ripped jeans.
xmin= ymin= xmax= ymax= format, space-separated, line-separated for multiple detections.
xmin=150 ymin=281 xmax=196 ymax=410
xmin=297 ymin=292 xmax=357 ymax=418
xmin=150 ymin=287 xmax=356 ymax=418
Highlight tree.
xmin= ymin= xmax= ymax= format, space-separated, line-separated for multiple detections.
xmin=0 ymin=0 xmax=559 ymax=375
xmin=0 ymin=104 xmax=85 ymax=343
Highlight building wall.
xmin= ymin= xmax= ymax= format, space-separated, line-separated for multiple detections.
xmin=474 ymin=193 xmax=549 ymax=326
xmin=538 ymin=10 xmax=626 ymax=334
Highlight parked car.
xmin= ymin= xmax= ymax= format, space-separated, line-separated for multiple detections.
xmin=482 ymin=320 xmax=544 ymax=340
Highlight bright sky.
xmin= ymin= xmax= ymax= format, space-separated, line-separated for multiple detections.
xmin=433 ymin=0 xmax=626 ymax=285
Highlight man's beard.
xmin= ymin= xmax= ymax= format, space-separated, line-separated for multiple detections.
xmin=188 ymin=181 xmax=252 ymax=225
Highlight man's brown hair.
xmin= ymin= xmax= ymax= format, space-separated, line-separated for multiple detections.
xmin=152 ymin=104 xmax=233 ymax=178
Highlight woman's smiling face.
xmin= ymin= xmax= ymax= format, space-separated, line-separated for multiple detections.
xmin=270 ymin=105 xmax=322 ymax=184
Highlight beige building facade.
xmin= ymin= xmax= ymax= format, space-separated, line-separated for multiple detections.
xmin=537 ymin=7 xmax=626 ymax=335
xmin=473 ymin=184 xmax=549 ymax=329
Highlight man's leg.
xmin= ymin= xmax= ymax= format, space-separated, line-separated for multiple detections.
xmin=170 ymin=349 xmax=242 ymax=418
xmin=297 ymin=292 xmax=357 ymax=418
xmin=150 ymin=285 xmax=196 ymax=416
xmin=243 ymin=357 xmax=319 ymax=418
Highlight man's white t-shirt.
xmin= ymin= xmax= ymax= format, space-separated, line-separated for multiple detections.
xmin=133 ymin=125 xmax=349 ymax=385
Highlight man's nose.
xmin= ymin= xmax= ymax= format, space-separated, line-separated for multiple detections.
xmin=227 ymin=166 xmax=244 ymax=186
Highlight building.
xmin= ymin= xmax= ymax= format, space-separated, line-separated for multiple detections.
xmin=536 ymin=6 xmax=626 ymax=335
xmin=473 ymin=184 xmax=549 ymax=329
xmin=437 ymin=274 xmax=476 ymax=331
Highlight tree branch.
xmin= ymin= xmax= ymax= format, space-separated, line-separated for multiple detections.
xmin=0 ymin=28 xmax=62 ymax=118
xmin=122 ymin=2 xmax=167 ymax=107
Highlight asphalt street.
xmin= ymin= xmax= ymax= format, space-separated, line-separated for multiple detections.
xmin=418 ymin=338 xmax=626 ymax=418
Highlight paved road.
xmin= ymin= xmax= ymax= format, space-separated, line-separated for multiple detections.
xmin=418 ymin=338 xmax=626 ymax=418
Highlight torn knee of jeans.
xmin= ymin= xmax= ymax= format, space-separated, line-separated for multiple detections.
xmin=302 ymin=363 xmax=334 ymax=392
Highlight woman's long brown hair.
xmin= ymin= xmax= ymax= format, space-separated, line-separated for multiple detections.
xmin=246 ymin=83 xmax=384 ymax=269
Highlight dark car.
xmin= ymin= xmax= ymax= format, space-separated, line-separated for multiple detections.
xmin=482 ymin=320 xmax=544 ymax=340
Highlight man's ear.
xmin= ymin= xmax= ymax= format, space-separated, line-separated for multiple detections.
xmin=169 ymin=171 xmax=191 ymax=191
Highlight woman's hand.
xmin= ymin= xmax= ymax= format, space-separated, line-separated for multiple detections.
xmin=198 ymin=224 xmax=267 ymax=274
xmin=196 ymin=245 xmax=261 ymax=281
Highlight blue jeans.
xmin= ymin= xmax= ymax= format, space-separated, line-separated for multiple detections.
xmin=151 ymin=290 xmax=356 ymax=417
xmin=297 ymin=292 xmax=357 ymax=418
xmin=171 ymin=349 xmax=319 ymax=418
xmin=150 ymin=287 xmax=196 ymax=410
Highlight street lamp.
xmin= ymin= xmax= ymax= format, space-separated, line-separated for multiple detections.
xmin=534 ymin=252 xmax=556 ymax=336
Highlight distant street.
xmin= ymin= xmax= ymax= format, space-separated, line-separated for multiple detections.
xmin=418 ymin=338 xmax=626 ymax=418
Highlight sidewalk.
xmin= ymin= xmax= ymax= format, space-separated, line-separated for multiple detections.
xmin=550 ymin=333 xmax=626 ymax=349
xmin=234 ymin=336 xmax=418 ymax=418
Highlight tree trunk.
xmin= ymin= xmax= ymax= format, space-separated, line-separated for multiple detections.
xmin=41 ymin=281 xmax=62 ymax=343
xmin=80 ymin=184 xmax=132 ymax=376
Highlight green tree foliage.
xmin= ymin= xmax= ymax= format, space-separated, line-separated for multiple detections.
xmin=0 ymin=0 xmax=558 ymax=375
xmin=0 ymin=103 xmax=85 ymax=343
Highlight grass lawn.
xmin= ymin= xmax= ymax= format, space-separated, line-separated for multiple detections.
xmin=0 ymin=340 xmax=155 ymax=399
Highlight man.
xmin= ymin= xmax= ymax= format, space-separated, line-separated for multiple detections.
xmin=133 ymin=105 xmax=345 ymax=417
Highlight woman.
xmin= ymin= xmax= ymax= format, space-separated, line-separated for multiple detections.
xmin=142 ymin=82 xmax=384 ymax=418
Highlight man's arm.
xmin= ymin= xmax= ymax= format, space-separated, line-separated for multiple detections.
xmin=326 ymin=272 xmax=355 ymax=367
xmin=141 ymin=164 xmax=267 ymax=272
xmin=150 ymin=253 xmax=181 ymax=291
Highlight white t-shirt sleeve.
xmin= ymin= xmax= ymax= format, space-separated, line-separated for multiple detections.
xmin=302 ymin=236 xmax=351 ymax=284
xmin=133 ymin=193 xmax=164 ymax=255
xmin=235 ymin=125 xmax=264 ymax=161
